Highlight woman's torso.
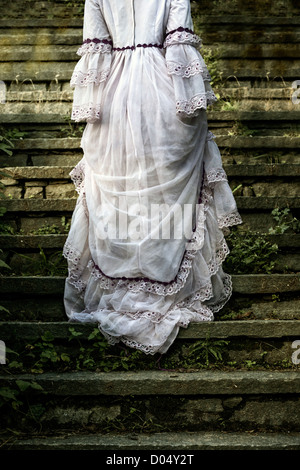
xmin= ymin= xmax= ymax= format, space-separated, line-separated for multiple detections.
xmin=99 ymin=0 xmax=171 ymax=49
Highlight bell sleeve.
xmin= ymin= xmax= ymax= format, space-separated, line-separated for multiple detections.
xmin=70 ymin=0 xmax=112 ymax=123
xmin=164 ymin=0 xmax=217 ymax=118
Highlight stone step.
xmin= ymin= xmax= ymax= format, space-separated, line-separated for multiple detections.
xmin=0 ymin=274 xmax=299 ymax=296
xmin=5 ymin=431 xmax=300 ymax=451
xmin=1 ymin=85 xmax=296 ymax=105
xmin=0 ymin=370 xmax=300 ymax=437
xmin=1 ymin=45 xmax=78 ymax=61
xmin=1 ymin=110 xmax=299 ymax=126
xmin=0 ymin=30 xmax=82 ymax=46
xmin=2 ymin=369 xmax=299 ymax=396
xmin=2 ymin=43 xmax=300 ymax=61
xmin=2 ymin=197 xmax=300 ymax=213
xmin=1 ymin=231 xmax=299 ymax=275
xmin=1 ymin=233 xmax=299 ymax=250
xmin=1 ymin=59 xmax=299 ymax=82
xmin=1 ymin=14 xmax=299 ymax=31
xmin=1 ymin=234 xmax=299 ymax=275
xmin=2 ymin=319 xmax=300 ymax=341
xmin=0 ymin=133 xmax=299 ymax=170
xmin=2 ymin=163 xmax=300 ymax=180
xmin=0 ymin=275 xmax=299 ymax=322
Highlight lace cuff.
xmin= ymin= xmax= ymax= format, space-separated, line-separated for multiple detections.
xmin=70 ymin=39 xmax=112 ymax=88
xmin=164 ymin=27 xmax=202 ymax=48
xmin=76 ymin=38 xmax=113 ymax=56
xmin=70 ymin=39 xmax=112 ymax=122
xmin=164 ymin=29 xmax=217 ymax=117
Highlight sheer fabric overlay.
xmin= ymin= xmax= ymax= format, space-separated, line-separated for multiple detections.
xmin=64 ymin=0 xmax=242 ymax=355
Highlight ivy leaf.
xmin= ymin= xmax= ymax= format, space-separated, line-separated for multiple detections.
xmin=16 ymin=380 xmax=31 ymax=392
xmin=0 ymin=259 xmax=11 ymax=270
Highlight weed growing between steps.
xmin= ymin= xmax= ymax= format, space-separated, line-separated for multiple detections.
xmin=268 ymin=208 xmax=300 ymax=235
xmin=223 ymin=227 xmax=278 ymax=274
xmin=2 ymin=327 xmax=298 ymax=377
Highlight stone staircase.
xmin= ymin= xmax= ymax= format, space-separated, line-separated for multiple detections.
xmin=0 ymin=0 xmax=300 ymax=451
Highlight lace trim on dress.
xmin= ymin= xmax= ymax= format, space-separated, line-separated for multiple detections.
xmin=71 ymin=103 xmax=102 ymax=122
xmin=70 ymin=68 xmax=110 ymax=87
xmin=97 ymin=301 xmax=214 ymax=354
xmin=206 ymin=168 xmax=228 ymax=185
xmin=176 ymin=90 xmax=218 ymax=116
xmin=166 ymin=59 xmax=211 ymax=80
xmin=77 ymin=38 xmax=113 ymax=56
xmin=63 ymin=243 xmax=82 ymax=266
xmin=70 ymin=158 xmax=85 ymax=195
xmin=88 ymin=249 xmax=197 ymax=297
xmin=218 ymin=211 xmax=243 ymax=229
xmin=164 ymin=27 xmax=202 ymax=48
xmin=64 ymin=169 xmax=241 ymax=300
xmin=112 ymin=43 xmax=163 ymax=51
xmin=206 ymin=131 xmax=216 ymax=141
xmin=180 ymin=272 xmax=233 ymax=315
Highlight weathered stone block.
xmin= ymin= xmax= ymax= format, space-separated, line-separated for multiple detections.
xmin=1 ymin=178 xmax=19 ymax=186
xmin=41 ymin=405 xmax=121 ymax=427
xmin=242 ymin=186 xmax=255 ymax=197
xmin=2 ymin=186 xmax=22 ymax=199
xmin=172 ymin=399 xmax=224 ymax=426
xmin=228 ymin=399 xmax=300 ymax=430
xmin=223 ymin=397 xmax=243 ymax=410
xmin=252 ymin=182 xmax=300 ymax=197
xmin=20 ymin=217 xmax=66 ymax=234
xmin=24 ymin=187 xmax=44 ymax=199
xmin=45 ymin=183 xmax=77 ymax=199
xmin=9 ymin=252 xmax=42 ymax=275
xmin=250 ymin=300 xmax=300 ymax=320
xmin=25 ymin=181 xmax=48 ymax=187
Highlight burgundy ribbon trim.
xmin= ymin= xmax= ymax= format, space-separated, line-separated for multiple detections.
xmin=165 ymin=27 xmax=196 ymax=37
xmin=82 ymin=38 xmax=113 ymax=46
xmin=112 ymin=43 xmax=163 ymax=51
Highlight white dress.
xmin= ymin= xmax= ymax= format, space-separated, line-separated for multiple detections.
xmin=63 ymin=0 xmax=242 ymax=354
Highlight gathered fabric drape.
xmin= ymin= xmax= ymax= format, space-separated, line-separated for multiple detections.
xmin=63 ymin=0 xmax=242 ymax=354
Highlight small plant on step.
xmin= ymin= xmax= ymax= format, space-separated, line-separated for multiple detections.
xmin=31 ymin=217 xmax=70 ymax=235
xmin=185 ymin=336 xmax=230 ymax=367
xmin=223 ymin=227 xmax=278 ymax=274
xmin=16 ymin=248 xmax=68 ymax=277
xmin=25 ymin=331 xmax=71 ymax=374
xmin=269 ymin=208 xmax=300 ymax=234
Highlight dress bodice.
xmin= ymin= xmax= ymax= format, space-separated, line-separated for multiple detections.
xmin=100 ymin=0 xmax=171 ymax=48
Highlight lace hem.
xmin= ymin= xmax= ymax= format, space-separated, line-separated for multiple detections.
xmin=218 ymin=211 xmax=243 ymax=229
xmin=70 ymin=68 xmax=110 ymax=87
xmin=64 ymin=225 xmax=230 ymax=303
xmin=88 ymin=249 xmax=196 ymax=297
xmin=176 ymin=91 xmax=218 ymax=116
xmin=77 ymin=38 xmax=113 ymax=56
xmin=181 ymin=272 xmax=232 ymax=315
xmin=164 ymin=28 xmax=202 ymax=48
xmin=166 ymin=59 xmax=211 ymax=80
xmin=71 ymin=103 xmax=101 ymax=122
xmin=98 ymin=303 xmax=214 ymax=355
xmin=64 ymin=170 xmax=240 ymax=299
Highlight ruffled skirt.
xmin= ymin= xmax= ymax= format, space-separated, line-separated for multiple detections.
xmin=63 ymin=48 xmax=242 ymax=354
